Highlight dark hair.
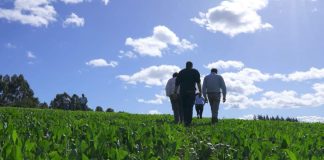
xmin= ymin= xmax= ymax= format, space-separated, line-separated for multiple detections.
xmin=172 ymin=72 xmax=178 ymax=78
xmin=211 ymin=68 xmax=218 ymax=74
xmin=186 ymin=61 xmax=193 ymax=69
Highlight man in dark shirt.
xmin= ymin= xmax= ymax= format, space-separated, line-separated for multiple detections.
xmin=174 ymin=61 xmax=202 ymax=126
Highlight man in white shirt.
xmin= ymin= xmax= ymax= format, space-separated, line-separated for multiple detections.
xmin=202 ymin=68 xmax=227 ymax=124
xmin=165 ymin=72 xmax=183 ymax=123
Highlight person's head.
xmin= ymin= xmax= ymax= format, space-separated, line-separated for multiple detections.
xmin=186 ymin=61 xmax=193 ymax=69
xmin=211 ymin=68 xmax=218 ymax=74
xmin=172 ymin=72 xmax=178 ymax=78
xmin=82 ymin=94 xmax=85 ymax=97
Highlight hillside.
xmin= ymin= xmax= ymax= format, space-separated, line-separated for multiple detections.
xmin=0 ymin=107 xmax=323 ymax=159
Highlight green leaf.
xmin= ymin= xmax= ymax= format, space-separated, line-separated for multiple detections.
xmin=49 ymin=151 xmax=61 ymax=160
xmin=81 ymin=140 xmax=88 ymax=152
xmin=284 ymin=149 xmax=297 ymax=160
xmin=25 ymin=140 xmax=36 ymax=152
xmin=281 ymin=139 xmax=288 ymax=149
xmin=15 ymin=146 xmax=23 ymax=160
xmin=82 ymin=154 xmax=89 ymax=160
xmin=12 ymin=130 xmax=18 ymax=143
xmin=117 ymin=149 xmax=128 ymax=160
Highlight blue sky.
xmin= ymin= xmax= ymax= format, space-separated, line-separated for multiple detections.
xmin=1 ymin=0 xmax=323 ymax=122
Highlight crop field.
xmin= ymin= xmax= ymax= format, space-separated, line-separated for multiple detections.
xmin=0 ymin=107 xmax=323 ymax=159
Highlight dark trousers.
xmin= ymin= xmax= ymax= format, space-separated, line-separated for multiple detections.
xmin=195 ymin=104 xmax=204 ymax=119
xmin=180 ymin=92 xmax=196 ymax=126
xmin=170 ymin=97 xmax=183 ymax=123
xmin=207 ymin=93 xmax=221 ymax=123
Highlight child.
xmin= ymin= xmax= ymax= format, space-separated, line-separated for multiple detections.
xmin=195 ymin=93 xmax=205 ymax=119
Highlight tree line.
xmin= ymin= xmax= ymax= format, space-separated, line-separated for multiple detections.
xmin=0 ymin=74 xmax=114 ymax=112
xmin=253 ymin=115 xmax=298 ymax=122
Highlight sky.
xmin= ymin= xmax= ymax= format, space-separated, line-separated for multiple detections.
xmin=0 ymin=0 xmax=324 ymax=122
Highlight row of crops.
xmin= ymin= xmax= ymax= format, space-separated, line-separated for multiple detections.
xmin=0 ymin=107 xmax=323 ymax=159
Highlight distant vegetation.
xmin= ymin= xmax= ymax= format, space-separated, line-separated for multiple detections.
xmin=0 ymin=74 xmax=114 ymax=111
xmin=0 ymin=74 xmax=39 ymax=108
xmin=0 ymin=107 xmax=323 ymax=159
xmin=253 ymin=115 xmax=298 ymax=122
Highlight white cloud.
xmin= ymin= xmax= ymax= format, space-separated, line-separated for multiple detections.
xmin=277 ymin=67 xmax=324 ymax=82
xmin=125 ymin=25 xmax=197 ymax=57
xmin=297 ymin=116 xmax=324 ymax=123
xmin=239 ymin=114 xmax=255 ymax=120
xmin=204 ymin=60 xmax=244 ymax=70
xmin=222 ymin=68 xmax=270 ymax=96
xmin=118 ymin=50 xmax=137 ymax=59
xmin=102 ymin=0 xmax=109 ymax=5
xmin=86 ymin=59 xmax=118 ymax=68
xmin=63 ymin=13 xmax=85 ymax=27
xmin=27 ymin=51 xmax=36 ymax=59
xmin=138 ymin=92 xmax=168 ymax=105
xmin=225 ymin=94 xmax=254 ymax=109
xmin=60 ymin=0 xmax=83 ymax=4
xmin=121 ymin=60 xmax=324 ymax=110
xmin=117 ymin=65 xmax=180 ymax=86
xmin=191 ymin=0 xmax=272 ymax=37
xmin=0 ymin=0 xmax=57 ymax=27
xmin=5 ymin=43 xmax=16 ymax=49
xmin=201 ymin=61 xmax=324 ymax=109
xmin=226 ymin=83 xmax=324 ymax=109
xmin=148 ymin=110 xmax=161 ymax=115
xmin=239 ymin=115 xmax=324 ymax=123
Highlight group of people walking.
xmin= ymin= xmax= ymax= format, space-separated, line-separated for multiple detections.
xmin=165 ymin=61 xmax=227 ymax=126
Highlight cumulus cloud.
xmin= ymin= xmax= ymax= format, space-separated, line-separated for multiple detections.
xmin=201 ymin=60 xmax=324 ymax=109
xmin=223 ymin=68 xmax=271 ymax=96
xmin=138 ymin=92 xmax=168 ymax=105
xmin=276 ymin=67 xmax=324 ymax=82
xmin=0 ymin=0 xmax=57 ymax=27
xmin=297 ymin=116 xmax=324 ymax=123
xmin=239 ymin=114 xmax=254 ymax=120
xmin=254 ymin=90 xmax=315 ymax=109
xmin=239 ymin=115 xmax=324 ymax=123
xmin=86 ymin=59 xmax=118 ymax=68
xmin=225 ymin=83 xmax=324 ymax=109
xmin=122 ymin=60 xmax=324 ymax=110
xmin=60 ymin=0 xmax=83 ymax=4
xmin=27 ymin=51 xmax=36 ymax=59
xmin=204 ymin=60 xmax=244 ymax=70
xmin=148 ymin=110 xmax=161 ymax=115
xmin=63 ymin=13 xmax=85 ymax=27
xmin=125 ymin=25 xmax=197 ymax=57
xmin=118 ymin=50 xmax=137 ymax=59
xmin=225 ymin=94 xmax=254 ymax=109
xmin=191 ymin=0 xmax=272 ymax=37
xmin=102 ymin=0 xmax=109 ymax=5
xmin=117 ymin=65 xmax=180 ymax=86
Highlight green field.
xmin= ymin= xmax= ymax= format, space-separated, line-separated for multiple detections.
xmin=0 ymin=107 xmax=323 ymax=159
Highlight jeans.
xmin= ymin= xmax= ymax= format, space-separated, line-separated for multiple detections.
xmin=195 ymin=104 xmax=204 ymax=119
xmin=170 ymin=96 xmax=183 ymax=123
xmin=207 ymin=92 xmax=221 ymax=121
xmin=180 ymin=92 xmax=196 ymax=126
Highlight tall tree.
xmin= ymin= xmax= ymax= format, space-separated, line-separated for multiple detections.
xmin=50 ymin=93 xmax=89 ymax=111
xmin=0 ymin=74 xmax=39 ymax=107
xmin=106 ymin=107 xmax=114 ymax=112
xmin=70 ymin=94 xmax=81 ymax=110
xmin=50 ymin=92 xmax=71 ymax=110
xmin=95 ymin=106 xmax=103 ymax=112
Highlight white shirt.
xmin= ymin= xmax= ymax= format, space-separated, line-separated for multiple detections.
xmin=202 ymin=73 xmax=227 ymax=98
xmin=165 ymin=77 xmax=180 ymax=97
